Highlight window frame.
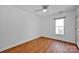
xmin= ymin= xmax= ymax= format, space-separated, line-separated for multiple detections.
xmin=55 ymin=18 xmax=64 ymax=35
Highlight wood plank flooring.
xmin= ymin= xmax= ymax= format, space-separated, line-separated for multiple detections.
xmin=1 ymin=37 xmax=79 ymax=53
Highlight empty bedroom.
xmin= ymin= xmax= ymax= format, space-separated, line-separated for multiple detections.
xmin=0 ymin=5 xmax=79 ymax=53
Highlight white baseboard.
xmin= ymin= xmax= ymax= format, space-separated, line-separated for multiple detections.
xmin=42 ymin=35 xmax=76 ymax=44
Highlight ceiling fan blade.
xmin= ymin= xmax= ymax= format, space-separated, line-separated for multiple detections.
xmin=34 ymin=5 xmax=49 ymax=12
xmin=35 ymin=9 xmax=43 ymax=12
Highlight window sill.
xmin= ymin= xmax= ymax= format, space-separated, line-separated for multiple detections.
xmin=55 ymin=34 xmax=64 ymax=36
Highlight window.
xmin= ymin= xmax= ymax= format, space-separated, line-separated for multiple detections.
xmin=55 ymin=18 xmax=64 ymax=35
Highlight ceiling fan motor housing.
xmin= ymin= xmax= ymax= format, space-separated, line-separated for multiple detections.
xmin=42 ymin=5 xmax=49 ymax=9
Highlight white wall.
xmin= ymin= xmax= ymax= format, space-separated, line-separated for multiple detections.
xmin=77 ymin=7 xmax=79 ymax=47
xmin=0 ymin=5 xmax=77 ymax=51
xmin=0 ymin=6 xmax=41 ymax=51
xmin=77 ymin=16 xmax=79 ymax=47
xmin=40 ymin=11 xmax=76 ymax=43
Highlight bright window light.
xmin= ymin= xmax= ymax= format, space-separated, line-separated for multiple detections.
xmin=55 ymin=18 xmax=64 ymax=35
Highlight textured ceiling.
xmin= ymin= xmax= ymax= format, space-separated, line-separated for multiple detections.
xmin=13 ymin=5 xmax=77 ymax=16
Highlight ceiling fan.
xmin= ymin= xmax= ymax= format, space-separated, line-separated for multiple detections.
xmin=35 ymin=5 xmax=49 ymax=12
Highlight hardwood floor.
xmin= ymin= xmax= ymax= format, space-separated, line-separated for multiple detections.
xmin=1 ymin=37 xmax=79 ymax=53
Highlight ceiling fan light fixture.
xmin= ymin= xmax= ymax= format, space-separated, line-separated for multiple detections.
xmin=42 ymin=9 xmax=47 ymax=12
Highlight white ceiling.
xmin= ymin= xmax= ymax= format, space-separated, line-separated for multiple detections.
xmin=13 ymin=5 xmax=77 ymax=16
